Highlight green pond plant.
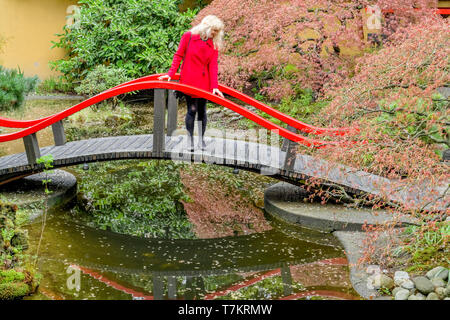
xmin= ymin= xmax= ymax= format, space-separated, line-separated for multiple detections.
xmin=34 ymin=154 xmax=54 ymax=266
xmin=72 ymin=160 xmax=195 ymax=239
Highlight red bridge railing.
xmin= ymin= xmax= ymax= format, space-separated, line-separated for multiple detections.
xmin=0 ymin=77 xmax=357 ymax=148
xmin=0 ymin=75 xmax=366 ymax=171
xmin=0 ymin=74 xmax=357 ymax=136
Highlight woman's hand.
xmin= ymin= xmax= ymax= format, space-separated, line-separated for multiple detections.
xmin=158 ymin=75 xmax=171 ymax=81
xmin=212 ymin=88 xmax=224 ymax=98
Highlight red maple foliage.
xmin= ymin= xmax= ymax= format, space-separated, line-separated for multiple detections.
xmin=194 ymin=0 xmax=448 ymax=268
xmin=194 ymin=0 xmax=441 ymax=100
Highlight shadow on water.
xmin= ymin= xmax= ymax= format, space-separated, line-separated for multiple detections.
xmin=24 ymin=211 xmax=360 ymax=300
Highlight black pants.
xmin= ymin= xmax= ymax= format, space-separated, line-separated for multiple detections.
xmin=185 ymin=95 xmax=207 ymax=141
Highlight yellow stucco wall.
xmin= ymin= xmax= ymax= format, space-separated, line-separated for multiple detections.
xmin=0 ymin=0 xmax=79 ymax=80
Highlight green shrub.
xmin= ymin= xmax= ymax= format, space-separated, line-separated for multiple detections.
xmin=51 ymin=0 xmax=197 ymax=85
xmin=74 ymin=64 xmax=131 ymax=96
xmin=35 ymin=76 xmax=73 ymax=94
xmin=0 ymin=66 xmax=38 ymax=111
xmin=244 ymin=89 xmax=328 ymax=129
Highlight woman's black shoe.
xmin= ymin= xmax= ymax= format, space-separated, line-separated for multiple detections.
xmin=198 ymin=139 xmax=207 ymax=150
xmin=188 ymin=137 xmax=194 ymax=152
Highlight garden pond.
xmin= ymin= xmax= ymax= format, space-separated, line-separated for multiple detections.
xmin=24 ymin=208 xmax=359 ymax=300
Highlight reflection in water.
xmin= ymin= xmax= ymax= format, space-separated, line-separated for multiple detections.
xmin=25 ymin=214 xmax=359 ymax=300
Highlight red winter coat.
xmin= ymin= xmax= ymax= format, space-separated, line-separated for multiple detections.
xmin=168 ymin=31 xmax=219 ymax=98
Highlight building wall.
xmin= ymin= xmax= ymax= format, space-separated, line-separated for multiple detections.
xmin=0 ymin=0 xmax=79 ymax=80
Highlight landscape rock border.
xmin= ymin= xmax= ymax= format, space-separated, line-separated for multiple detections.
xmin=0 ymin=169 xmax=77 ymax=222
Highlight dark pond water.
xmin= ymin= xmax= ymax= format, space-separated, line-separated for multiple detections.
xmin=24 ymin=211 xmax=359 ymax=300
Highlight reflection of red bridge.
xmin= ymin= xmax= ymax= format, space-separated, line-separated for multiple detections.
xmin=76 ymin=265 xmax=155 ymax=300
xmin=50 ymin=257 xmax=356 ymax=301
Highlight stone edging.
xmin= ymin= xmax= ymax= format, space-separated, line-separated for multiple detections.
xmin=263 ymin=182 xmax=420 ymax=299
xmin=1 ymin=169 xmax=77 ymax=221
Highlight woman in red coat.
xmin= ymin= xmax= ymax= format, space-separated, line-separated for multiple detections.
xmin=159 ymin=15 xmax=224 ymax=150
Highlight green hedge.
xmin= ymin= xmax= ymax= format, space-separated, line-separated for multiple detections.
xmin=51 ymin=0 xmax=197 ymax=86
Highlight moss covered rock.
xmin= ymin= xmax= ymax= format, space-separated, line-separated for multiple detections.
xmin=0 ymin=282 xmax=30 ymax=300
xmin=0 ymin=200 xmax=39 ymax=300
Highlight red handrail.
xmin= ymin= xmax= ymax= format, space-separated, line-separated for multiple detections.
xmin=0 ymin=73 xmax=357 ymax=136
xmin=107 ymin=73 xmax=357 ymax=136
xmin=0 ymin=81 xmax=340 ymax=148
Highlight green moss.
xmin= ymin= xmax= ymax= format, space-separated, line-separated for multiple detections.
xmin=0 ymin=199 xmax=38 ymax=300
xmin=412 ymin=246 xmax=437 ymax=262
xmin=0 ymin=269 xmax=25 ymax=283
xmin=0 ymin=282 xmax=30 ymax=300
xmin=11 ymin=230 xmax=28 ymax=250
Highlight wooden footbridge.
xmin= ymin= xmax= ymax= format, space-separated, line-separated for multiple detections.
xmin=0 ymin=74 xmax=447 ymax=210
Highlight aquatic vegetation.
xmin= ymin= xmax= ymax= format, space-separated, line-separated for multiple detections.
xmin=72 ymin=160 xmax=196 ymax=239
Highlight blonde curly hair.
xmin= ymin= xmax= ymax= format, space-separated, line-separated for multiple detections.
xmin=190 ymin=15 xmax=224 ymax=51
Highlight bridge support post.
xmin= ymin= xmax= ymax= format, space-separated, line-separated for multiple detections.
xmin=281 ymin=125 xmax=297 ymax=151
xmin=153 ymin=89 xmax=166 ymax=157
xmin=167 ymin=276 xmax=177 ymax=300
xmin=51 ymin=120 xmax=66 ymax=146
xmin=281 ymin=266 xmax=293 ymax=296
xmin=152 ymin=273 xmax=164 ymax=300
xmin=23 ymin=133 xmax=41 ymax=165
xmin=184 ymin=276 xmax=195 ymax=300
xmin=283 ymin=126 xmax=298 ymax=172
xmin=167 ymin=89 xmax=178 ymax=136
